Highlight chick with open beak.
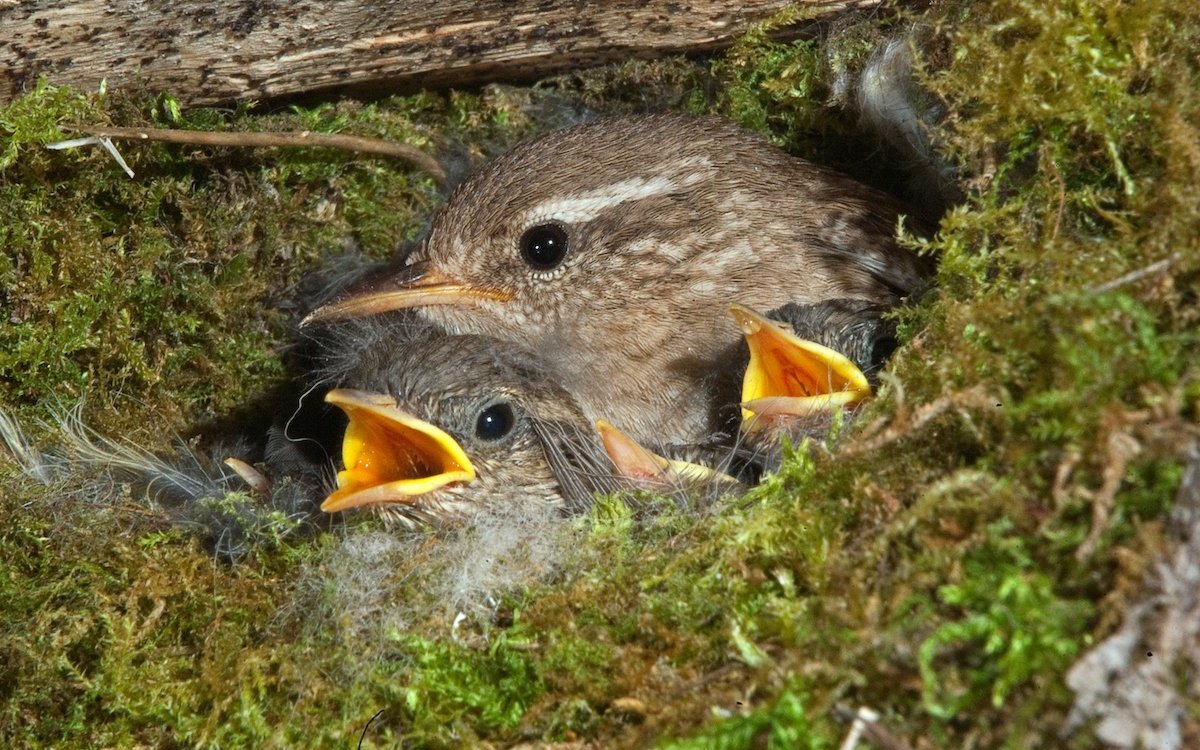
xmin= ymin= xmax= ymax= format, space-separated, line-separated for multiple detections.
xmin=318 ymin=329 xmax=618 ymax=528
xmin=731 ymin=299 xmax=898 ymax=463
xmin=304 ymin=114 xmax=931 ymax=447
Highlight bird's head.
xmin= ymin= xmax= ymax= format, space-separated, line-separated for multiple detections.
xmin=303 ymin=115 xmax=771 ymax=345
xmin=319 ymin=332 xmax=615 ymax=527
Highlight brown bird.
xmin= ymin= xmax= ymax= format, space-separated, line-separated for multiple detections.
xmin=303 ymin=114 xmax=932 ymax=446
xmin=315 ymin=326 xmax=620 ymax=527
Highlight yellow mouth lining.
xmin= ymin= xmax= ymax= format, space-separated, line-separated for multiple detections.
xmin=730 ymin=304 xmax=872 ymax=426
xmin=321 ymin=389 xmax=476 ymax=513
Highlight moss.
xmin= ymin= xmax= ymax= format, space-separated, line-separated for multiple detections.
xmin=0 ymin=500 xmax=310 ymax=748
xmin=657 ymin=688 xmax=830 ymax=750
xmin=0 ymin=83 xmax=461 ymax=439
xmin=915 ymin=519 xmax=1092 ymax=720
xmin=388 ymin=631 xmax=545 ymax=745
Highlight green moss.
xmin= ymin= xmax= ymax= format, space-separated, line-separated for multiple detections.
xmin=0 ymin=78 xmax=95 ymax=169
xmin=0 ymin=500 xmax=306 ymax=748
xmin=0 ymin=84 xmax=457 ymax=437
xmin=916 ymin=519 xmax=1091 ymax=720
xmin=658 ymin=688 xmax=829 ymax=750
xmin=389 ymin=631 xmax=544 ymax=744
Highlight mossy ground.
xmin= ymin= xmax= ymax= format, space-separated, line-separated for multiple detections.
xmin=2 ymin=0 xmax=1198 ymax=747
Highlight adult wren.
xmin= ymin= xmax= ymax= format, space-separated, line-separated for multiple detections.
xmin=306 ymin=114 xmax=932 ymax=446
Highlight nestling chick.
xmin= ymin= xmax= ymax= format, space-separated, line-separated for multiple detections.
xmin=733 ymin=299 xmax=898 ymax=467
xmin=304 ymin=114 xmax=932 ymax=446
xmin=318 ymin=327 xmax=620 ymax=527
xmin=593 ymin=299 xmax=898 ymax=484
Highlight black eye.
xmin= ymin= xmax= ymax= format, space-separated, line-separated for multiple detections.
xmin=474 ymin=402 xmax=515 ymax=441
xmin=519 ymin=223 xmax=569 ymax=270
xmin=869 ymin=335 xmax=899 ymax=370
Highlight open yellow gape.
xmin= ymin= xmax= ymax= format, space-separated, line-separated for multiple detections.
xmin=730 ymin=304 xmax=872 ymax=430
xmin=321 ymin=389 xmax=476 ymax=513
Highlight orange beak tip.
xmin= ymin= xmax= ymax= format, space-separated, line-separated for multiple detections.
xmin=597 ymin=420 xmax=666 ymax=481
xmin=728 ymin=303 xmax=767 ymax=336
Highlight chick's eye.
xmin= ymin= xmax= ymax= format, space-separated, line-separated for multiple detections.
xmin=870 ymin=336 xmax=899 ymax=369
xmin=519 ymin=223 xmax=569 ymax=270
xmin=475 ymin=402 xmax=515 ymax=441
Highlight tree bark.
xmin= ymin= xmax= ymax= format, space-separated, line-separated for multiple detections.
xmin=0 ymin=1 xmax=879 ymax=107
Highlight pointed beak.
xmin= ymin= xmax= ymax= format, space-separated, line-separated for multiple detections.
xmin=730 ymin=304 xmax=872 ymax=429
xmin=300 ymin=261 xmax=514 ymax=326
xmin=596 ymin=420 xmax=736 ymax=487
xmin=597 ymin=419 xmax=672 ymax=482
xmin=321 ymin=389 xmax=476 ymax=513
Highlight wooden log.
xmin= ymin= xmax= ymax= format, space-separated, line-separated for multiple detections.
xmin=0 ymin=1 xmax=878 ymax=108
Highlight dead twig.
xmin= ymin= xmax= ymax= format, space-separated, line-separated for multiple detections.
xmin=1088 ymin=254 xmax=1179 ymax=295
xmin=1040 ymin=143 xmax=1067 ymax=242
xmin=841 ymin=385 xmax=998 ymax=458
xmin=1075 ymin=428 xmax=1142 ymax=561
xmin=833 ymin=704 xmax=918 ymax=750
xmin=63 ymin=126 xmax=446 ymax=185
xmin=1051 ymin=448 xmax=1082 ymax=508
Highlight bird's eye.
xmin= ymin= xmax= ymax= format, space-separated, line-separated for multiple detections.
xmin=474 ymin=402 xmax=516 ymax=441
xmin=519 ymin=223 xmax=569 ymax=271
xmin=870 ymin=335 xmax=899 ymax=369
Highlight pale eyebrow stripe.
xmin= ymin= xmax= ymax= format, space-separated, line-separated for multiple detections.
xmin=525 ymin=174 xmax=680 ymax=224
xmin=524 ymin=155 xmax=713 ymax=224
